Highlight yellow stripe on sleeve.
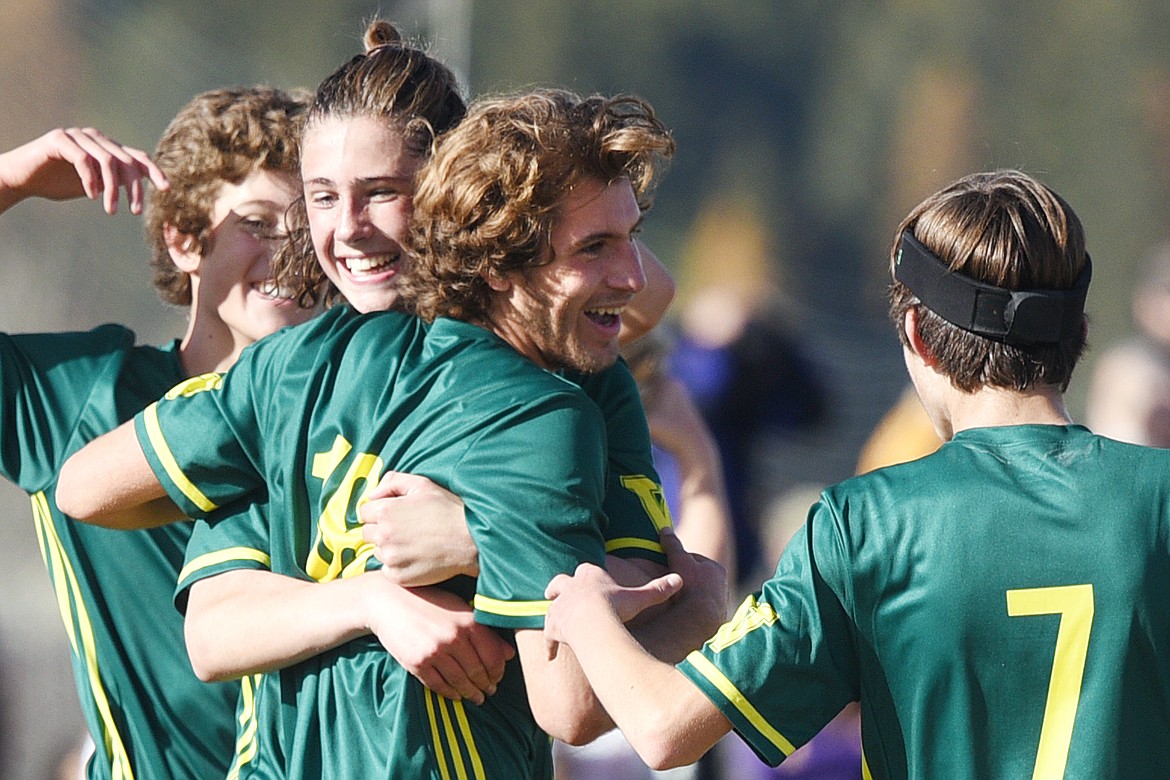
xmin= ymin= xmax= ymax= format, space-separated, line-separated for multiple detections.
xmin=178 ymin=547 xmax=273 ymax=584
xmin=685 ymin=650 xmax=797 ymax=757
xmin=142 ymin=403 xmax=218 ymax=513
xmin=604 ymin=536 xmax=665 ymax=555
xmin=472 ymin=593 xmax=550 ymax=617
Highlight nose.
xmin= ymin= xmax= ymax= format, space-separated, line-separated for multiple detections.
xmin=336 ymin=197 xmax=372 ymax=244
xmin=610 ymin=238 xmax=646 ymax=294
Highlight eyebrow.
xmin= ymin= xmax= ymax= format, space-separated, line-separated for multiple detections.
xmin=568 ymin=215 xmax=645 ymax=250
xmin=303 ymin=175 xmax=413 ymax=188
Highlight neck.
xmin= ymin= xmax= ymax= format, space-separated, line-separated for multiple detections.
xmin=475 ymin=310 xmax=548 ymax=369
xmin=177 ymin=309 xmax=246 ymax=377
xmin=944 ymin=384 xmax=1072 ymax=438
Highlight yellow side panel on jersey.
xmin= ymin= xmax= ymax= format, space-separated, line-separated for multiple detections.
xmin=142 ymin=402 xmax=218 ymax=513
xmin=685 ymin=650 xmax=796 ymax=757
xmin=425 ymin=688 xmax=486 ymax=780
xmin=227 ymin=673 xmax=262 ymax=780
xmin=33 ymin=491 xmax=136 ymax=779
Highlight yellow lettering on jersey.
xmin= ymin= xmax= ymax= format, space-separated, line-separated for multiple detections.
xmin=163 ymin=372 xmax=223 ymax=400
xmin=307 ymin=435 xmax=379 ymax=582
xmin=619 ymin=474 xmax=674 ymax=531
xmin=707 ymin=594 xmax=779 ymax=652
xmin=1006 ymin=583 xmax=1094 ymax=780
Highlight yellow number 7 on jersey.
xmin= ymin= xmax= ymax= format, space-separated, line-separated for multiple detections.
xmin=1006 ymin=583 xmax=1094 ymax=780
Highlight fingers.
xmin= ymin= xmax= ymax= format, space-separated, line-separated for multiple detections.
xmin=61 ymin=128 xmax=166 ymax=215
xmin=412 ymin=626 xmax=515 ymax=705
xmin=613 ymin=572 xmax=683 ymax=623
xmin=365 ymin=470 xmax=434 ymax=501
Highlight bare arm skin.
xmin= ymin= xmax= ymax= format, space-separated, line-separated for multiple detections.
xmin=0 ymin=127 xmax=168 ymax=216
xmin=185 ymin=568 xmax=514 ymax=704
xmin=56 ymin=420 xmax=178 ymax=528
xmin=360 ymin=472 xmax=728 ymax=664
xmin=643 ymin=374 xmax=737 ymax=585
xmin=360 ymin=470 xmax=479 ymax=584
xmin=543 ymin=560 xmax=732 ymax=768
xmin=620 ymin=241 xmax=675 ymax=345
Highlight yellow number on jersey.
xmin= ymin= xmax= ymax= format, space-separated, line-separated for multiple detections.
xmin=1006 ymin=583 xmax=1094 ymax=780
xmin=306 ymin=434 xmax=381 ymax=582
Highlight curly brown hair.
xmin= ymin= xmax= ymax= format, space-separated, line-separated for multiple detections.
xmin=888 ymin=170 xmax=1089 ymax=392
xmin=145 ymin=85 xmax=309 ymax=306
xmin=270 ymin=20 xmax=466 ymax=309
xmin=399 ymin=89 xmax=675 ymax=323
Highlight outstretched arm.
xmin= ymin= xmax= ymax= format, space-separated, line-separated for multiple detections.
xmin=0 ymin=127 xmax=168 ymax=216
xmin=543 ymin=561 xmax=732 ymax=768
xmin=185 ymin=568 xmax=513 ymax=704
xmin=56 ymin=419 xmax=179 ymax=528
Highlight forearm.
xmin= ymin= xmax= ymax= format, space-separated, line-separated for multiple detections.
xmin=668 ymin=434 xmax=736 ymax=584
xmin=185 ymin=569 xmax=373 ymax=681
xmin=555 ymin=603 xmax=727 ymax=768
xmin=514 ymin=629 xmax=614 ymax=745
xmin=57 ymin=419 xmax=170 ymax=527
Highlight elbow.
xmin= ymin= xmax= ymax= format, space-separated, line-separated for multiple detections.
xmin=54 ymin=469 xmax=90 ymax=521
xmin=531 ymin=700 xmax=612 ymax=747
xmin=184 ymin=620 xmax=237 ymax=683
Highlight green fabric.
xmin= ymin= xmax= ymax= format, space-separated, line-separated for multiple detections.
xmin=144 ymin=307 xmax=667 ymax=778
xmin=0 ymin=324 xmax=237 ymax=780
xmin=682 ymin=425 xmax=1170 ymax=779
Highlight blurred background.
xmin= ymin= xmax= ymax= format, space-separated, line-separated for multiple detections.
xmin=2 ymin=0 xmax=1170 ymax=776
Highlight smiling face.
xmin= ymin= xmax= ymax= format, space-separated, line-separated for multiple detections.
xmin=182 ymin=168 xmax=315 ymax=361
xmin=489 ymin=177 xmax=646 ymax=373
xmin=300 ymin=115 xmax=422 ymax=314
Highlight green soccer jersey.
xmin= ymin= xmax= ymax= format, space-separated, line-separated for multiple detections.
xmin=0 ymin=325 xmax=237 ymax=780
xmin=142 ymin=306 xmax=667 ymax=779
xmin=680 ymin=424 xmax=1170 ymax=779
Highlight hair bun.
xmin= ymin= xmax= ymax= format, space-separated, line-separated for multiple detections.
xmin=364 ymin=20 xmax=403 ymax=54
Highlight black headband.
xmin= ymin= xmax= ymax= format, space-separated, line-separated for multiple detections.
xmin=894 ymin=230 xmax=1091 ymax=346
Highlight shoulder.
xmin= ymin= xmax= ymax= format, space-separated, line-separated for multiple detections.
xmin=0 ymin=322 xmax=136 ymax=354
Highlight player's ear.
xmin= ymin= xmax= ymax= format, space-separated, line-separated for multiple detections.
xmin=164 ymin=223 xmax=201 ymax=273
xmin=483 ymin=267 xmax=512 ymax=293
xmin=903 ymin=308 xmax=937 ymax=365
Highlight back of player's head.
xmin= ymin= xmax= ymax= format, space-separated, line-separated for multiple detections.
xmin=400 ymin=88 xmax=675 ymax=322
xmin=270 ymin=18 xmax=467 ymax=308
xmin=146 ymin=85 xmax=308 ymax=306
xmin=888 ymin=169 xmax=1089 ymax=392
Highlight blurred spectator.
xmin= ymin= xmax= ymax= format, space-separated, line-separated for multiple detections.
xmin=670 ymin=284 xmax=827 ymax=589
xmin=856 ymin=385 xmax=942 ymax=474
xmin=555 ymin=327 xmax=735 ymax=780
xmin=1086 ymin=241 xmax=1170 ymax=446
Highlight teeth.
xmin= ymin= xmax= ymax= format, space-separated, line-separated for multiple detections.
xmin=343 ymin=254 xmax=396 ymax=274
xmin=587 ymin=306 xmax=625 ymax=317
xmin=256 ymin=281 xmax=296 ymax=300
